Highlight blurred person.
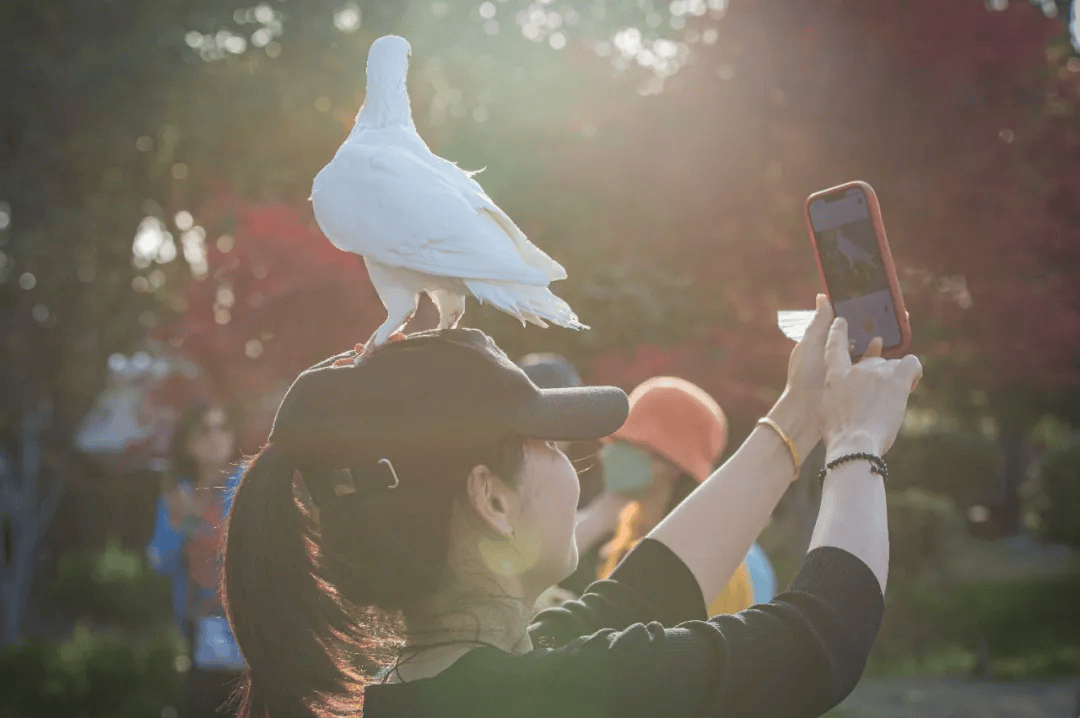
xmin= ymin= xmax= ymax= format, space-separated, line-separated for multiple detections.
xmin=148 ymin=405 xmax=245 ymax=717
xmin=598 ymin=376 xmax=774 ymax=613
xmin=221 ymin=297 xmax=922 ymax=718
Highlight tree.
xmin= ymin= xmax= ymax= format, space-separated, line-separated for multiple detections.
xmin=1 ymin=0 xmax=1077 ymax=643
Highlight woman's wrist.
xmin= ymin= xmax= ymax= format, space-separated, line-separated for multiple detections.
xmin=766 ymin=390 xmax=820 ymax=463
xmin=825 ymin=430 xmax=882 ymax=462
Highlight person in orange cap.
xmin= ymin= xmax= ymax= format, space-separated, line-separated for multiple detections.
xmin=598 ymin=376 xmax=759 ymax=615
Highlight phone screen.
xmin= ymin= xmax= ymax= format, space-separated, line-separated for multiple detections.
xmin=808 ymin=188 xmax=900 ymax=356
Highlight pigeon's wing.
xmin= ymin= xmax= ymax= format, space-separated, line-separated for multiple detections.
xmin=432 ymin=161 xmax=568 ymax=282
xmin=312 ymin=143 xmax=551 ymax=286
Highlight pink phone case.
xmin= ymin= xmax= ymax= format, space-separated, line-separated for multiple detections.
xmin=804 ymin=180 xmax=911 ymax=357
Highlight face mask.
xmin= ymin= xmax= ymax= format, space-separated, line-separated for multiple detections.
xmin=599 ymin=441 xmax=654 ymax=497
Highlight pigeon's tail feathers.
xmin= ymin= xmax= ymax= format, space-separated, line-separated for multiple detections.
xmin=478 ymin=208 xmax=567 ymax=282
xmin=465 ymin=280 xmax=587 ymax=331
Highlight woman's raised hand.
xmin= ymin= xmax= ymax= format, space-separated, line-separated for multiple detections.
xmin=821 ymin=317 xmax=923 ymax=457
xmin=767 ymin=294 xmax=834 ymax=458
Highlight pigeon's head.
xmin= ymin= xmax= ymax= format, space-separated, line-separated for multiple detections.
xmin=367 ymin=35 xmax=412 ymax=85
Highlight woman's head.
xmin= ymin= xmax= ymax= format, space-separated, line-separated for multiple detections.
xmin=170 ymin=404 xmax=237 ymax=480
xmin=222 ymin=329 xmax=626 ymax=716
xmin=611 ymin=376 xmax=728 ymax=485
xmin=599 ymin=378 xmax=728 ymax=576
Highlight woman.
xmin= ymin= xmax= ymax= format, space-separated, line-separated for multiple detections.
xmin=148 ymin=405 xmax=245 ymax=717
xmin=596 ymin=375 xmax=768 ymax=614
xmin=222 ymin=296 xmax=922 ymax=718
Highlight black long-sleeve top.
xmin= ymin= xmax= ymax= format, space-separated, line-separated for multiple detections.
xmin=361 ymin=540 xmax=884 ymax=717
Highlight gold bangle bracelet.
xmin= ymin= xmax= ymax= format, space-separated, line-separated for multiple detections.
xmin=757 ymin=417 xmax=800 ymax=482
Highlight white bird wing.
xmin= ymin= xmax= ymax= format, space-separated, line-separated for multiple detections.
xmin=416 ymin=151 xmax=567 ymax=281
xmin=312 ymin=142 xmax=554 ymax=286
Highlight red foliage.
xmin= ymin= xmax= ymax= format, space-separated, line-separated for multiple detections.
xmin=571 ymin=0 xmax=1080 ymax=419
xmin=154 ymin=190 xmax=385 ymax=439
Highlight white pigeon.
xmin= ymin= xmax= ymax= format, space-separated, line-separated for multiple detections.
xmin=311 ymin=35 xmax=585 ymax=350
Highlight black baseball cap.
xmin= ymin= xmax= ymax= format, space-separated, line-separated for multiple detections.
xmin=268 ymin=329 xmax=628 ymax=469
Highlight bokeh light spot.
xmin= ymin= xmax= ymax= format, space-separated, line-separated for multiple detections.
xmin=334 ymin=3 xmax=362 ymax=33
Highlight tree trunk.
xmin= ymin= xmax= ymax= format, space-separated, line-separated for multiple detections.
xmin=996 ymin=416 xmax=1028 ymax=536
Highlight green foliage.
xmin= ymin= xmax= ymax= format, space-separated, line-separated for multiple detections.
xmin=1036 ymin=440 xmax=1080 ymax=547
xmin=870 ymin=569 xmax=1080 ymax=680
xmin=0 ymin=625 xmax=185 ymax=718
xmin=886 ymin=489 xmax=965 ymax=580
xmin=887 ymin=432 xmax=1001 ymax=506
xmin=49 ymin=541 xmax=173 ymax=631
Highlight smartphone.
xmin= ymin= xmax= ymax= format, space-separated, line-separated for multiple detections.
xmin=599 ymin=441 xmax=654 ymax=497
xmin=805 ymin=181 xmax=911 ymax=358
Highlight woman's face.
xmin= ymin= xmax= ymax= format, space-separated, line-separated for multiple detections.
xmin=186 ymin=407 xmax=236 ymax=472
xmin=514 ymin=439 xmax=580 ymax=595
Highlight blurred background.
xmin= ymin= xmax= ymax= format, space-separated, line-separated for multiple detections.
xmin=2 ymin=0 xmax=1080 ymax=715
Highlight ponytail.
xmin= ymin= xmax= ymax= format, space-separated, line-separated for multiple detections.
xmin=222 ymin=438 xmax=526 ymax=716
xmin=222 ymin=444 xmax=368 ymax=717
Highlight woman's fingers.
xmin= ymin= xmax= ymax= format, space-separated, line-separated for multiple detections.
xmin=899 ymin=354 xmax=923 ymax=392
xmin=825 ymin=317 xmax=853 ymax=375
xmin=862 ymin=336 xmax=884 ymax=360
xmin=804 ymin=293 xmax=834 ymax=346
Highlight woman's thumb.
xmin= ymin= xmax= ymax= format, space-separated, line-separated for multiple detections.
xmin=825 ymin=317 xmax=853 ymax=374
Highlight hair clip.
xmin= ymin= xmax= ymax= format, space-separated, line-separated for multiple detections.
xmin=378 ymin=458 xmax=400 ymax=490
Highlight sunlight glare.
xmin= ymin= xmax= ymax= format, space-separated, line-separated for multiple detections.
xmin=334 ymin=3 xmax=362 ymax=33
xmin=133 ymin=217 xmax=167 ymax=263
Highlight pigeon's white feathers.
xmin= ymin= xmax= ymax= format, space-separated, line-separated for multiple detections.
xmin=309 ymin=34 xmax=584 ymax=345
xmin=312 ymin=141 xmax=565 ymax=286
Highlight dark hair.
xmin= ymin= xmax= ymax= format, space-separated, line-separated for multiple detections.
xmin=168 ymin=403 xmax=237 ymax=486
xmin=222 ymin=437 xmax=524 ymax=717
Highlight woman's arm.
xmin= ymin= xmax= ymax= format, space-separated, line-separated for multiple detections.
xmin=647 ymin=391 xmax=819 ymax=612
xmin=647 ymin=295 xmax=835 ymax=605
xmin=574 ymin=491 xmax=629 ymax=553
xmin=146 ymin=494 xmax=185 ymax=576
xmin=523 ymin=545 xmax=883 ymax=718
xmin=807 ymin=318 xmax=922 ymax=592
xmin=650 ymin=307 xmax=920 ymax=604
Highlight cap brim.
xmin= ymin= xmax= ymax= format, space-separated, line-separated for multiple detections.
xmin=512 ymin=386 xmax=628 ymax=442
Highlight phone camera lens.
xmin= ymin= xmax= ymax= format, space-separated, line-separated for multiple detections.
xmin=857 ymin=197 xmax=864 ymax=205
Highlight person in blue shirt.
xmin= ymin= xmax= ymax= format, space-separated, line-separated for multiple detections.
xmin=148 ymin=405 xmax=244 ymax=717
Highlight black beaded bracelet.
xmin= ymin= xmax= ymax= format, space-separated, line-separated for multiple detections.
xmin=817 ymin=452 xmax=888 ymax=484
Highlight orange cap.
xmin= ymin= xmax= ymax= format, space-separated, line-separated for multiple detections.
xmin=611 ymin=377 xmax=728 ymax=484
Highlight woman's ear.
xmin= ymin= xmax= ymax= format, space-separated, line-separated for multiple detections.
xmin=465 ymin=464 xmax=519 ymax=540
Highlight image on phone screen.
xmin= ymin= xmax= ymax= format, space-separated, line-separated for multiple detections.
xmin=808 ymin=189 xmax=900 ymax=355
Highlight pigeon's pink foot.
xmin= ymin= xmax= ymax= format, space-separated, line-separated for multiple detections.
xmin=387 ymin=332 xmax=407 ymax=344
